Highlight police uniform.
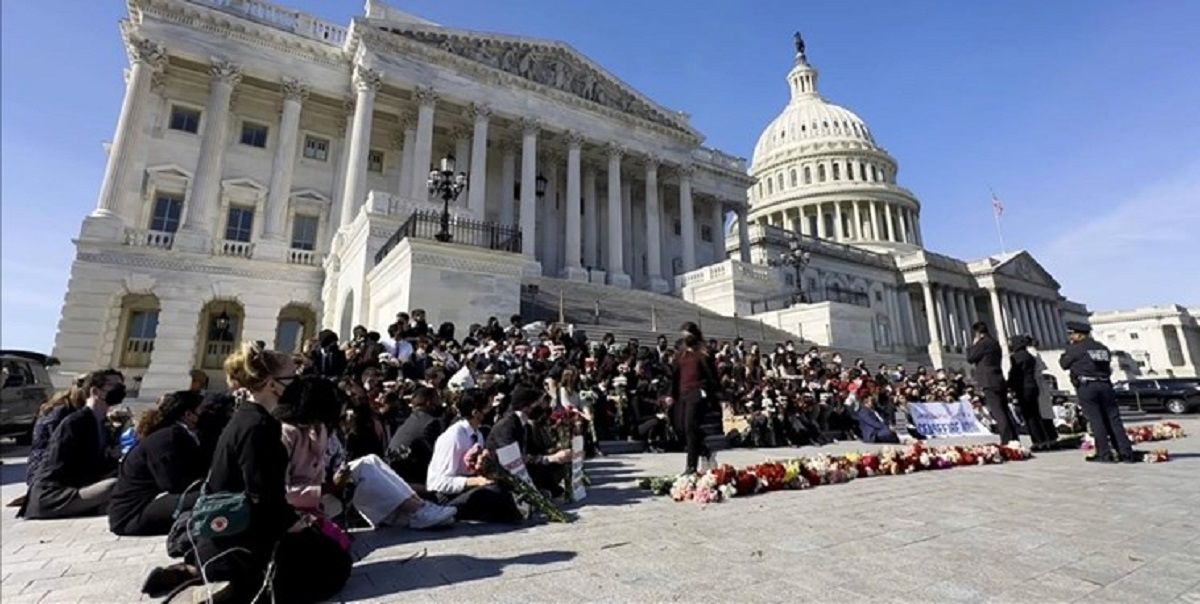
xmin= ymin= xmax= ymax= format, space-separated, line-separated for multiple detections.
xmin=1058 ymin=322 xmax=1134 ymax=462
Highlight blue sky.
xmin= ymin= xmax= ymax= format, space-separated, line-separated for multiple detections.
xmin=3 ymin=0 xmax=1199 ymax=352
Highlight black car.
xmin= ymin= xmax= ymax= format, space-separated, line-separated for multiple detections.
xmin=1113 ymin=379 xmax=1200 ymax=415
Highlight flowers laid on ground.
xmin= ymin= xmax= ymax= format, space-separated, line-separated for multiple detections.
xmin=638 ymin=442 xmax=1033 ymax=505
xmin=1143 ymin=449 xmax=1170 ymax=463
xmin=464 ymin=444 xmax=570 ymax=522
xmin=1081 ymin=421 xmax=1188 ymax=450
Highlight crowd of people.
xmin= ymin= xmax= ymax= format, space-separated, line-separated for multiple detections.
xmin=11 ymin=307 xmax=1065 ymax=602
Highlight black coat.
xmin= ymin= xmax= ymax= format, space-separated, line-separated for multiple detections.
xmin=108 ymin=424 xmax=205 ymax=533
xmin=967 ymin=335 xmax=1006 ymax=391
xmin=205 ymin=402 xmax=295 ymax=552
xmin=485 ymin=412 xmax=526 ymax=454
xmin=1007 ymin=349 xmax=1040 ymax=398
xmin=28 ymin=407 xmax=116 ymax=515
xmin=305 ymin=347 xmax=347 ymax=377
xmin=387 ymin=408 xmax=444 ymax=484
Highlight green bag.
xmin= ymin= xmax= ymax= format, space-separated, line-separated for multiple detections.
xmin=188 ymin=490 xmax=251 ymax=540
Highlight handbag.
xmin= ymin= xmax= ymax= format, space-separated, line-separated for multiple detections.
xmin=175 ymin=477 xmax=252 ymax=541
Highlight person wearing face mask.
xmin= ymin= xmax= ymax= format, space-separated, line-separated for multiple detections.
xmin=23 ymin=369 xmax=125 ymax=520
xmin=108 ymin=391 xmax=206 ymax=536
xmin=427 ymin=389 xmax=522 ymax=523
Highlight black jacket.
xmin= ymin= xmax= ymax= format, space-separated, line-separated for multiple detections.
xmin=485 ymin=412 xmax=526 ymax=454
xmin=305 ymin=347 xmax=347 ymax=377
xmin=966 ymin=335 xmax=1006 ymax=391
xmin=108 ymin=423 xmax=205 ymax=533
xmin=205 ymin=402 xmax=295 ymax=550
xmin=387 ymin=408 xmax=444 ymax=484
xmin=28 ymin=407 xmax=116 ymax=515
xmin=1007 ymin=349 xmax=1040 ymax=397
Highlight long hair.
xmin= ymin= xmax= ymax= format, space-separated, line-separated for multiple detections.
xmin=135 ymin=390 xmax=204 ymax=438
xmin=224 ymin=341 xmax=291 ymax=392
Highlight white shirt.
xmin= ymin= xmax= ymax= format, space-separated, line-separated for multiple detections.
xmin=426 ymin=419 xmax=482 ymax=495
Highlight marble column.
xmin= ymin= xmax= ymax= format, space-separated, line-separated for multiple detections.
xmin=466 ymin=104 xmax=490 ymax=219
xmin=396 ymin=112 xmax=415 ymax=201
xmin=408 ymin=86 xmax=437 ymax=201
xmin=335 ymin=65 xmax=381 ymax=228
xmin=988 ymin=288 xmax=1011 ymax=361
xmin=562 ymin=133 xmax=586 ymax=281
xmin=452 ymin=128 xmax=471 ymax=182
xmin=800 ymin=206 xmax=812 ymax=236
xmin=869 ymin=201 xmax=881 ymax=242
xmin=1002 ymin=292 xmax=1018 ymax=336
xmin=519 ymin=120 xmax=539 ymax=259
xmin=643 ymin=157 xmax=666 ymax=292
xmin=1019 ymin=295 xmax=1035 ymax=338
xmin=1038 ymin=300 xmax=1054 ymax=347
xmin=922 ymin=282 xmax=942 ymax=352
xmin=542 ymin=154 xmax=560 ymax=271
xmin=939 ymin=286 xmax=958 ymax=347
xmin=852 ymin=201 xmax=863 ymax=240
xmin=914 ymin=214 xmax=924 ymax=246
xmin=833 ymin=202 xmax=844 ymax=241
xmin=954 ymin=289 xmax=971 ymax=347
xmin=621 ymin=179 xmax=633 ymax=277
xmin=90 ymin=36 xmax=165 ymax=231
xmin=259 ymin=78 xmax=308 ymax=259
xmin=1032 ymin=297 xmax=1049 ymax=345
xmin=737 ymin=206 xmax=751 ymax=263
xmin=606 ymin=145 xmax=630 ymax=287
xmin=678 ymin=166 xmax=696 ymax=273
xmin=710 ymin=200 xmax=725 ymax=263
xmin=902 ymin=288 xmax=920 ymax=346
xmin=583 ymin=166 xmax=598 ymax=270
xmin=499 ymin=141 xmax=516 ymax=226
xmin=814 ymin=203 xmax=826 ymax=239
xmin=899 ymin=208 xmax=911 ymax=244
xmin=178 ymin=59 xmax=242 ymax=251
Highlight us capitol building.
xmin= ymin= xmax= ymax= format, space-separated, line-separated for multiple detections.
xmin=51 ymin=0 xmax=1089 ymax=399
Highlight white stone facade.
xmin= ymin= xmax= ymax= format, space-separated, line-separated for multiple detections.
xmin=1091 ymin=305 xmax=1200 ymax=379
xmin=51 ymin=0 xmax=756 ymax=399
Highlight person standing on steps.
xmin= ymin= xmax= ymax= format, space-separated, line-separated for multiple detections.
xmin=671 ymin=322 xmax=720 ymax=474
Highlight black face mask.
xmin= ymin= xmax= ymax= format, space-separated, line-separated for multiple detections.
xmin=105 ymin=384 xmax=128 ymax=405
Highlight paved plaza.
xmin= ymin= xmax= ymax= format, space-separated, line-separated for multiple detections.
xmin=2 ymin=418 xmax=1199 ymax=603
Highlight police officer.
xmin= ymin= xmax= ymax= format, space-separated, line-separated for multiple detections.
xmin=1059 ymin=321 xmax=1137 ymax=463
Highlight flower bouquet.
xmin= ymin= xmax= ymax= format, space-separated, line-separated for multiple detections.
xmin=464 ymin=444 xmax=569 ymax=523
xmin=639 ymin=441 xmax=1034 ymax=506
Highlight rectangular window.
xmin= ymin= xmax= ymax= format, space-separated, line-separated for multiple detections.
xmin=149 ymin=194 xmax=184 ymax=233
xmin=127 ymin=310 xmax=160 ymax=340
xmin=673 ymin=220 xmax=682 ymax=236
xmin=367 ymin=150 xmax=384 ymax=173
xmin=240 ymin=121 xmax=269 ymax=148
xmin=700 ymin=225 xmax=713 ymax=242
xmin=303 ymin=135 xmax=329 ymax=161
xmin=169 ymin=106 xmax=201 ymax=133
xmin=225 ymin=206 xmax=255 ymax=242
xmin=290 ymin=215 xmax=318 ymax=251
xmin=122 ymin=310 xmax=159 ymax=367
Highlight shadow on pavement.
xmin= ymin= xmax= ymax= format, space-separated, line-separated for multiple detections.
xmin=344 ymin=550 xmax=577 ymax=597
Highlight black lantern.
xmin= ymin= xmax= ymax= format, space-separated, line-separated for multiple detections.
xmin=534 ymin=173 xmax=548 ymax=198
xmin=771 ymin=233 xmax=812 ymax=304
xmin=214 ymin=309 xmax=232 ymax=340
xmin=427 ymin=154 xmax=468 ymax=242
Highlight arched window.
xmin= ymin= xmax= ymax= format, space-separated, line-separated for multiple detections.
xmin=766 ymin=178 xmax=773 ymax=195
xmin=803 ymin=166 xmax=812 ymax=184
xmin=870 ymin=165 xmax=878 ymax=182
xmin=789 ymin=169 xmax=797 ymax=187
xmin=846 ymin=162 xmax=855 ymax=180
xmin=859 ymin=162 xmax=866 ymax=181
xmin=832 ymin=163 xmax=841 ymax=181
xmin=818 ymin=165 xmax=826 ymax=182
xmin=777 ymin=173 xmax=784 ymax=190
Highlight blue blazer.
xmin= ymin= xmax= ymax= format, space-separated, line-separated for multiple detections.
xmin=856 ymin=407 xmax=896 ymax=443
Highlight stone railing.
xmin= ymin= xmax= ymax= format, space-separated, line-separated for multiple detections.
xmin=120 ymin=337 xmax=155 ymax=368
xmin=675 ymin=261 xmax=729 ymax=289
xmin=216 ymin=240 xmax=255 ymax=258
xmin=192 ymin=0 xmax=347 ymax=45
xmin=363 ymin=190 xmax=475 ymax=221
xmin=692 ymin=146 xmax=747 ymax=172
xmin=674 ymin=259 xmax=777 ymax=290
xmin=203 ymin=341 xmax=236 ymax=370
xmin=287 ymin=248 xmax=321 ymax=266
xmin=125 ymin=228 xmax=175 ymax=250
xmin=732 ymin=260 xmax=777 ymax=283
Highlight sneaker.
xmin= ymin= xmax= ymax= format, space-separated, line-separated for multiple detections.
xmin=408 ymin=503 xmax=457 ymax=529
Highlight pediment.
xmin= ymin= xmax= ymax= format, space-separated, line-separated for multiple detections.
xmin=290 ymin=188 xmax=330 ymax=204
xmin=146 ymin=163 xmax=193 ymax=182
xmin=374 ymin=24 xmax=696 ymax=137
xmin=994 ymin=252 xmax=1060 ymax=289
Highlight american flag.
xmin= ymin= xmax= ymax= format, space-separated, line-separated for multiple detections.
xmin=991 ymin=192 xmax=1005 ymax=217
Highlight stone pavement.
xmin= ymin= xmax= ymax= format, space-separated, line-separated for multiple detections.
xmin=3 ymin=418 xmax=1199 ymax=603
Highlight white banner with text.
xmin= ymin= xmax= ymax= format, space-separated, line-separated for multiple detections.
xmin=908 ymin=401 xmax=991 ymax=438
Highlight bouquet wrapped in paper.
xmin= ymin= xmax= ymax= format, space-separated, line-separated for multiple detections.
xmin=463 ymin=444 xmax=569 ymax=523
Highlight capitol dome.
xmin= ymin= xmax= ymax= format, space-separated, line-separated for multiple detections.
xmin=747 ymin=39 xmax=923 ymax=253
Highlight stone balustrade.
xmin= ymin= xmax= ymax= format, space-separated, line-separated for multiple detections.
xmin=216 ymin=240 xmax=255 ymax=258
xmin=194 ymin=0 xmax=346 ymax=45
xmin=287 ymin=248 xmax=321 ymax=266
xmin=125 ymin=228 xmax=175 ymax=250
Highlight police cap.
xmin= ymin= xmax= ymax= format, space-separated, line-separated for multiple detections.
xmin=1065 ymin=321 xmax=1091 ymax=334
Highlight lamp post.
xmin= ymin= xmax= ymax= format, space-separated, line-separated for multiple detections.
xmin=428 ymin=154 xmax=468 ymax=242
xmin=534 ymin=173 xmax=548 ymax=200
xmin=771 ymin=233 xmax=812 ymax=305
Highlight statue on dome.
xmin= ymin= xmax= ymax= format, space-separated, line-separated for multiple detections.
xmin=793 ymin=31 xmax=806 ymax=59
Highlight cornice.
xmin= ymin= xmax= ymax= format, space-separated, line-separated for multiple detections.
xmin=77 ymin=249 xmax=325 ymax=283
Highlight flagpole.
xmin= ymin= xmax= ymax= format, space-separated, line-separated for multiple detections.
xmin=990 ymin=188 xmax=1007 ymax=254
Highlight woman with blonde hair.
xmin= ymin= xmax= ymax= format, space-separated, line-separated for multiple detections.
xmin=143 ymin=342 xmax=349 ymax=602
